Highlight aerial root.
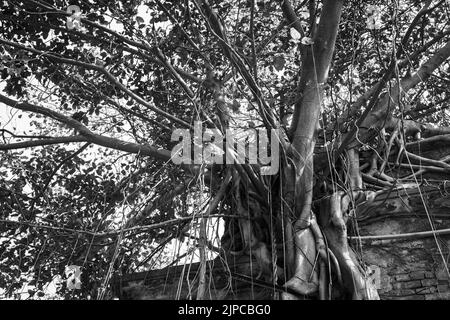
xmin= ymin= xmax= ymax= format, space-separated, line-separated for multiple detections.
xmin=310 ymin=215 xmax=330 ymax=300
xmin=321 ymin=192 xmax=380 ymax=300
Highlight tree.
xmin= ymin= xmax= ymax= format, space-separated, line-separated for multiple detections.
xmin=1 ymin=0 xmax=450 ymax=300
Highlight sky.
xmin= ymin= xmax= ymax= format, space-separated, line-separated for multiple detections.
xmin=0 ymin=82 xmax=33 ymax=134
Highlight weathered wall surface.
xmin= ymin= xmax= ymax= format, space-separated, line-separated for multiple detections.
xmin=355 ymin=184 xmax=450 ymax=300
xmin=357 ymin=218 xmax=450 ymax=300
xmin=114 ymin=255 xmax=275 ymax=300
xmin=115 ymin=185 xmax=450 ymax=300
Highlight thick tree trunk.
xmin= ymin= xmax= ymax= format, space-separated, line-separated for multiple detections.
xmin=278 ymin=0 xmax=379 ymax=299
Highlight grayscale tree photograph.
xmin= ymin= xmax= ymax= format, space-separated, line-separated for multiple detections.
xmin=1 ymin=0 xmax=450 ymax=301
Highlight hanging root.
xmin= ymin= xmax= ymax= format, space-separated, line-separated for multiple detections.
xmin=327 ymin=247 xmax=343 ymax=289
xmin=310 ymin=215 xmax=334 ymax=300
xmin=319 ymin=260 xmax=327 ymax=300
xmin=320 ymin=192 xmax=380 ymax=300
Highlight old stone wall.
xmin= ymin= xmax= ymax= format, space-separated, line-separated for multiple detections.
xmin=114 ymin=255 xmax=275 ymax=300
xmin=357 ymin=218 xmax=450 ymax=300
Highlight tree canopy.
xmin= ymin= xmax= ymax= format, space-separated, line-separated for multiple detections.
xmin=0 ymin=0 xmax=449 ymax=300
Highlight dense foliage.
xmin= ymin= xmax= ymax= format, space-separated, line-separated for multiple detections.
xmin=0 ymin=0 xmax=449 ymax=299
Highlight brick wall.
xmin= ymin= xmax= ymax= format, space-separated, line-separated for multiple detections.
xmin=357 ymin=217 xmax=450 ymax=300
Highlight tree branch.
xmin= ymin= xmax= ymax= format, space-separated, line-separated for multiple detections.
xmin=0 ymin=38 xmax=190 ymax=128
xmin=0 ymin=94 xmax=173 ymax=161
xmin=279 ymin=0 xmax=306 ymax=37
xmin=193 ymin=0 xmax=277 ymax=129
xmin=0 ymin=136 xmax=87 ymax=150
xmin=343 ymin=39 xmax=450 ymax=150
xmin=0 ymin=214 xmax=250 ymax=238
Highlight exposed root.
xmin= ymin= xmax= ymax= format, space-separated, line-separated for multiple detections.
xmin=320 ymin=192 xmax=380 ymax=300
xmin=311 ymin=215 xmax=332 ymax=300
xmin=318 ymin=260 xmax=328 ymax=300
xmin=283 ymin=227 xmax=319 ymax=296
xmin=327 ymin=247 xmax=343 ymax=288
